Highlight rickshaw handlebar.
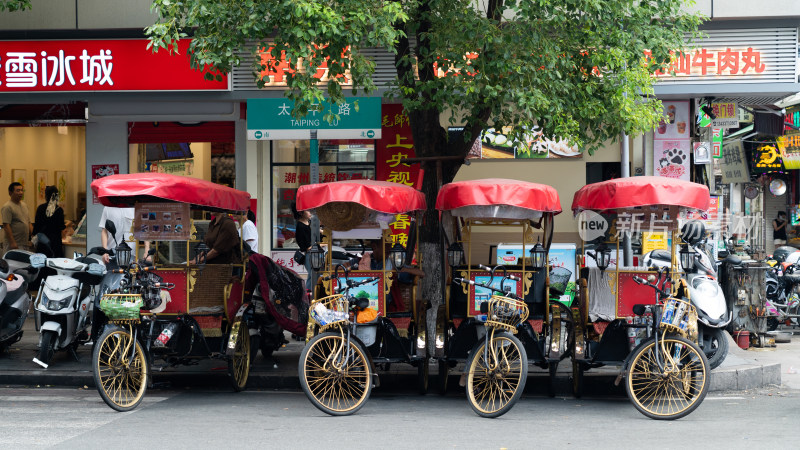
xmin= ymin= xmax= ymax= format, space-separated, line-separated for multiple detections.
xmin=335 ymin=276 xmax=379 ymax=294
xmin=476 ymin=264 xmax=521 ymax=281
xmin=632 ymin=276 xmax=670 ymax=299
xmin=453 ymin=277 xmax=521 ymax=300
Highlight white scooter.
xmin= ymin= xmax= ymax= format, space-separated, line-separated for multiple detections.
xmin=30 ymin=250 xmax=107 ymax=368
xmin=642 ymin=221 xmax=737 ymax=370
xmin=0 ymin=251 xmax=39 ymax=353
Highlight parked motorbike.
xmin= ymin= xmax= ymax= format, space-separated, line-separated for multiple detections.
xmin=30 ymin=248 xmax=109 ymax=368
xmin=764 ymin=264 xmax=800 ymax=330
xmin=643 ymin=221 xmax=737 ymax=370
xmin=0 ymin=251 xmax=39 ymax=353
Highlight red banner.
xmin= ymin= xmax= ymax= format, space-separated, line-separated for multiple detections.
xmin=0 ymin=40 xmax=228 ymax=92
xmin=376 ymin=104 xmax=420 ymax=247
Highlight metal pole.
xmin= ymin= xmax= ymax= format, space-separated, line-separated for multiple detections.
xmin=621 ymin=130 xmax=633 ymax=266
xmin=309 ymin=130 xmax=320 ymax=287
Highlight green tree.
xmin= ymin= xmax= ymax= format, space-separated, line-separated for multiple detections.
xmin=0 ymin=0 xmax=30 ymax=12
xmin=147 ymin=0 xmax=703 ymax=318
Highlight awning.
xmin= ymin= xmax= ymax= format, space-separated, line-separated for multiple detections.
xmin=296 ymin=180 xmax=426 ymax=214
xmin=572 ymin=176 xmax=710 ymax=213
xmin=435 ymin=178 xmax=562 ymax=215
xmin=91 ymin=173 xmax=251 ymax=212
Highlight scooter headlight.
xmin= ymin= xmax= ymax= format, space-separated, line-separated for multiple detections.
xmin=42 ymin=293 xmax=70 ymax=311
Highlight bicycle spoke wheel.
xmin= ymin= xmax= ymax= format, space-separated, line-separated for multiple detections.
xmin=228 ymin=320 xmax=251 ymax=392
xmin=299 ymin=331 xmax=372 ymax=416
xmin=465 ymin=332 xmax=528 ymax=418
xmin=626 ymin=335 xmax=709 ymax=420
xmin=92 ymin=326 xmax=148 ymax=412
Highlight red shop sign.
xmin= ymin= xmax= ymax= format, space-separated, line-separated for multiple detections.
xmin=0 ymin=39 xmax=229 ymax=92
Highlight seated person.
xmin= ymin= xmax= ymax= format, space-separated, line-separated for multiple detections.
xmin=199 ymin=214 xmax=241 ymax=264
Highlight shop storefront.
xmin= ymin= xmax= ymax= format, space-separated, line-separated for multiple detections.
xmin=0 ymin=38 xmax=242 ymax=251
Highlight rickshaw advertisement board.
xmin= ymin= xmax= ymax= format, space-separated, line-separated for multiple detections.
xmin=147 ymin=269 xmax=188 ymax=315
xmin=133 ymin=202 xmax=191 ymax=241
xmin=549 ymin=244 xmax=577 ymax=307
xmin=334 ymin=272 xmax=385 ymax=316
xmin=468 ymin=273 xmax=523 ymax=317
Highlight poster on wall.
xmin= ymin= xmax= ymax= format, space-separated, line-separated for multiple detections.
xmin=34 ymin=170 xmax=48 ymax=203
xmin=91 ymin=164 xmax=119 ymax=204
xmin=656 ymin=101 xmax=690 ymax=140
xmin=133 ymin=202 xmax=191 ymax=241
xmin=471 ymin=125 xmax=581 ymax=159
xmin=720 ymin=139 xmax=749 ymax=183
xmin=54 ymin=171 xmax=68 ymax=203
xmin=654 ymin=140 xmax=691 ymax=180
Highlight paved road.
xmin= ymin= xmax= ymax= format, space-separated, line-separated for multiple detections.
xmin=1 ymin=385 xmax=796 ymax=449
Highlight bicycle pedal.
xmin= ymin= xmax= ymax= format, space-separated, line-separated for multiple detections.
xmin=614 ymin=371 xmax=624 ymax=386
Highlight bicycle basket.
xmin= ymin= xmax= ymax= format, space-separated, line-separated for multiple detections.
xmin=310 ymin=294 xmax=349 ymax=329
xmin=549 ymin=267 xmax=573 ymax=296
xmin=100 ymin=294 xmax=143 ymax=321
xmin=658 ymin=297 xmax=696 ymax=338
xmin=485 ymin=295 xmax=529 ymax=334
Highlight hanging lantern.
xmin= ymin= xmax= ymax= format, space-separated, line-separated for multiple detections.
xmin=594 ymin=243 xmax=612 ymax=271
xmin=308 ymin=242 xmax=325 ymax=271
xmin=115 ymin=241 xmax=133 ymax=268
xmin=390 ymin=243 xmax=406 ymax=270
xmin=529 ymin=242 xmax=547 ymax=270
xmin=447 ymin=242 xmax=465 ymax=267
xmin=680 ymin=244 xmax=696 ymax=271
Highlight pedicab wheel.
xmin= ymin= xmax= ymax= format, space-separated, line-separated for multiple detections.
xmin=465 ymin=332 xmax=528 ymax=418
xmin=299 ymin=331 xmax=372 ymax=416
xmin=625 ymin=335 xmax=709 ymax=420
xmin=228 ymin=320 xmax=251 ymax=392
xmin=93 ymin=326 xmax=148 ymax=412
xmin=437 ymin=359 xmax=449 ymax=395
xmin=571 ymin=359 xmax=584 ymax=398
xmin=417 ymin=358 xmax=429 ymax=395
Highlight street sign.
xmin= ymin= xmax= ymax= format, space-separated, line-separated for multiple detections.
xmin=246 ymin=97 xmax=382 ymax=140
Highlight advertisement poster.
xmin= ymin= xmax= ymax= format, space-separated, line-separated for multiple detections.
xmin=654 ymin=140 xmax=691 ymax=180
xmin=469 ymin=274 xmax=522 ymax=316
xmin=479 ymin=125 xmax=582 ymax=159
xmin=655 ymin=101 xmax=690 ymax=140
xmin=720 ymin=139 xmax=749 ymax=183
xmin=91 ymin=164 xmax=119 ymax=204
xmin=133 ymin=202 xmax=191 ymax=241
xmin=270 ymin=250 xmax=307 ymax=275
xmin=549 ymin=243 xmax=577 ymax=306
xmin=641 ymin=232 xmax=669 ymax=254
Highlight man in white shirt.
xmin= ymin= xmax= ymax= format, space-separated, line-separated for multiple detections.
xmin=99 ymin=206 xmax=135 ymax=263
xmin=240 ymin=209 xmax=258 ymax=253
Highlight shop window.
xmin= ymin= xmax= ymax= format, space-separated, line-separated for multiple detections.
xmin=272 ymin=139 xmax=375 ymax=250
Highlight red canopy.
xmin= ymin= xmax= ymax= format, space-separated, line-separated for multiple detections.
xmin=571 ymin=176 xmax=710 ymax=213
xmin=435 ymin=178 xmax=562 ymax=214
xmin=296 ymin=180 xmax=426 ymax=214
xmin=91 ymin=173 xmax=251 ymax=212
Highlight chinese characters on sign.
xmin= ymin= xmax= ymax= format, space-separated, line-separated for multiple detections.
xmin=710 ymin=102 xmax=739 ymax=129
xmin=645 ymin=47 xmax=767 ymax=77
xmin=376 ymin=104 xmax=420 ymax=247
xmin=752 ymin=143 xmax=784 ymax=174
xmin=0 ymin=40 xmax=228 ymax=92
xmin=246 ymin=97 xmax=381 ymax=140
xmin=776 ymin=134 xmax=800 ymax=170
xmin=720 ymin=140 xmax=749 ymax=183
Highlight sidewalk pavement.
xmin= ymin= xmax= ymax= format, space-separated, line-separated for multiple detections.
xmin=1 ymin=316 xmax=795 ymax=394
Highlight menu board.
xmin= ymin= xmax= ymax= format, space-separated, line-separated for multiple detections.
xmin=133 ymin=202 xmax=191 ymax=241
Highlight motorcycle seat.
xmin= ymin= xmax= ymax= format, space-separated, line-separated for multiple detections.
xmin=782 ymin=274 xmax=800 ymax=285
xmin=73 ymin=271 xmax=104 ymax=286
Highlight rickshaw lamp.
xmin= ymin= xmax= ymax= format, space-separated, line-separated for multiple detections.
xmin=115 ymin=241 xmax=133 ymax=268
xmin=680 ymin=244 xmax=696 ymax=271
xmin=194 ymin=242 xmax=210 ymax=266
xmin=389 ymin=243 xmax=406 ymax=270
xmin=530 ymin=242 xmax=547 ymax=270
xmin=308 ymin=242 xmax=325 ymax=271
xmin=595 ymin=244 xmax=612 ymax=271
xmin=447 ymin=242 xmax=465 ymax=267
